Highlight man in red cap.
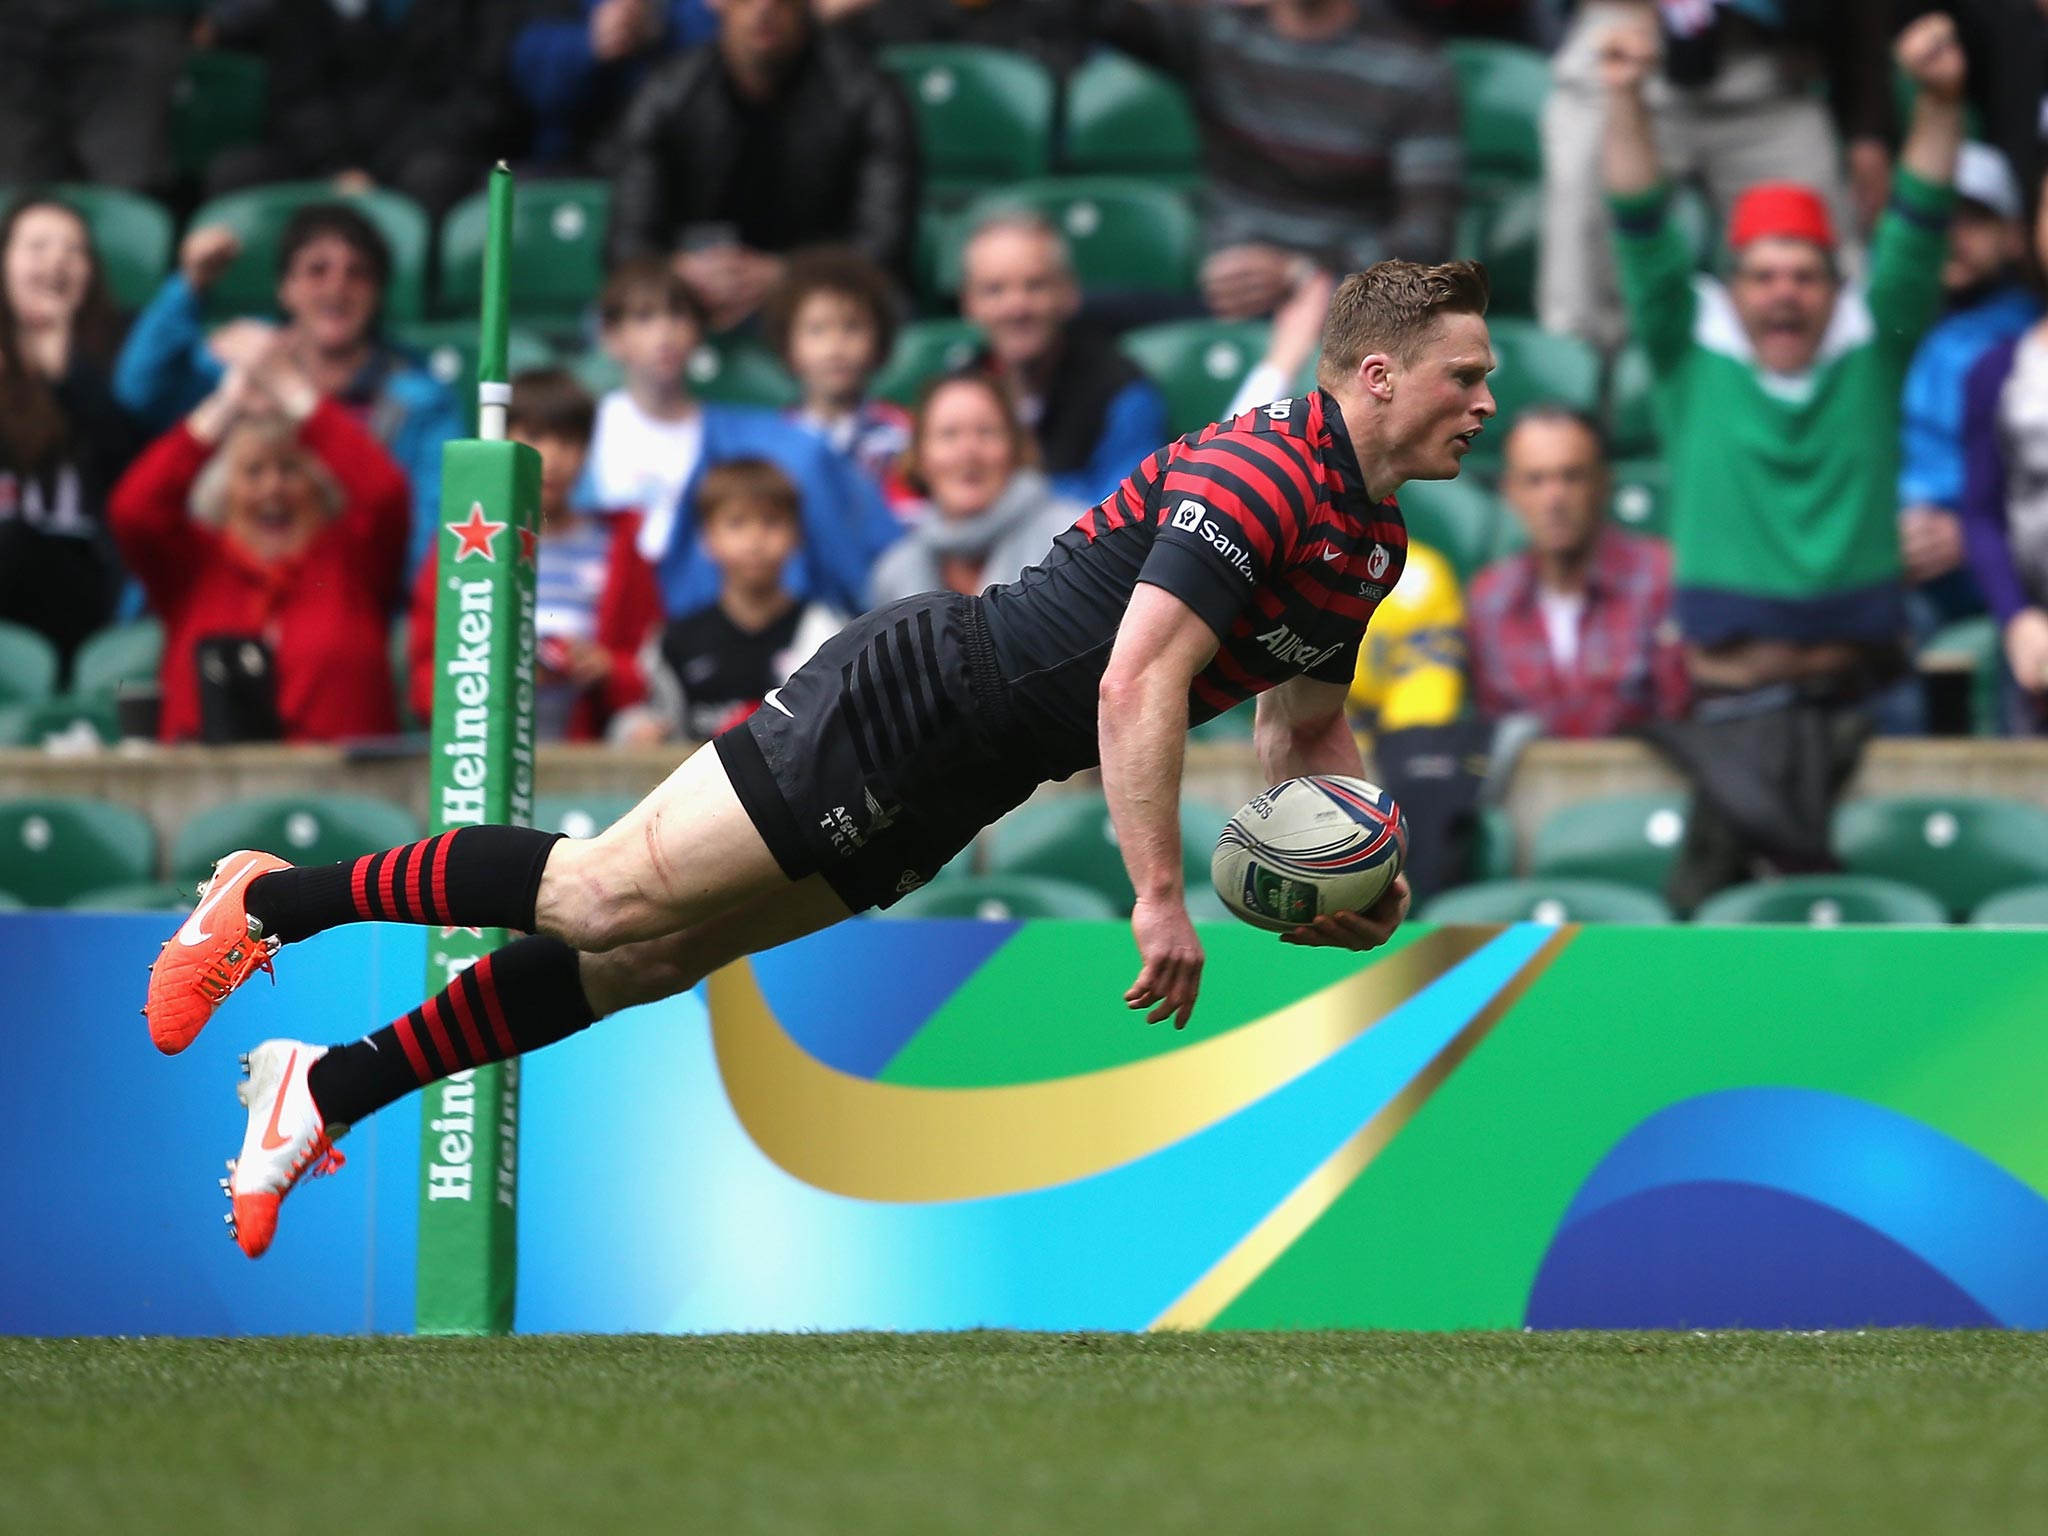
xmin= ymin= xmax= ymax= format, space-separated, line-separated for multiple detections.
xmin=1598 ymin=9 xmax=1967 ymax=909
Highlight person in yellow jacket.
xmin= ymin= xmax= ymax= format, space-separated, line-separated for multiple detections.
xmin=1347 ymin=537 xmax=1465 ymax=737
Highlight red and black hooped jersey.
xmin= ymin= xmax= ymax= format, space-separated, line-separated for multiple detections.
xmin=977 ymin=389 xmax=1408 ymax=779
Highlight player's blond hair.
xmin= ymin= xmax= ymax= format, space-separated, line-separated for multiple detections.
xmin=1316 ymin=260 xmax=1491 ymax=387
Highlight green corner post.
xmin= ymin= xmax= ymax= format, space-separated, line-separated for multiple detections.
xmin=415 ymin=163 xmax=541 ymax=1336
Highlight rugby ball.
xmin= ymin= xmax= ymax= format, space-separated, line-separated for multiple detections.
xmin=1211 ymin=776 xmax=1408 ymax=932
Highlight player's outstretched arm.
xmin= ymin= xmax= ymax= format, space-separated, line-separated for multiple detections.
xmin=1254 ymin=677 xmax=1412 ymax=953
xmin=1100 ymin=583 xmax=1221 ymax=1030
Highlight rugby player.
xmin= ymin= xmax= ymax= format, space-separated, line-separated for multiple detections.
xmin=145 ymin=259 xmax=1497 ymax=1256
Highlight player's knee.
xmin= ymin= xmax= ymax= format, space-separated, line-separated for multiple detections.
xmin=535 ymin=839 xmax=641 ymax=954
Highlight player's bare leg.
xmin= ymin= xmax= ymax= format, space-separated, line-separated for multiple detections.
xmin=224 ymin=874 xmax=852 ymax=1257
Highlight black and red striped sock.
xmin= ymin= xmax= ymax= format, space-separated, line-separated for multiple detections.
xmin=305 ymin=935 xmax=596 ymax=1126
xmin=243 ymin=825 xmax=563 ymax=944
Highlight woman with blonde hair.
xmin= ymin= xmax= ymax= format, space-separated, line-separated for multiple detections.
xmin=109 ymin=345 xmax=411 ymax=742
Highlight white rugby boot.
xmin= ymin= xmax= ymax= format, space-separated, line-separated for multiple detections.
xmin=222 ymin=1040 xmax=347 ymax=1259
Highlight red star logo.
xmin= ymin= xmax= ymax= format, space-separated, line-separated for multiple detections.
xmin=517 ymin=526 xmax=539 ymax=567
xmin=448 ymin=503 xmax=505 ymax=563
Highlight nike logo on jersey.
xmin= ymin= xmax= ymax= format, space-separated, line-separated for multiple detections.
xmin=762 ymin=688 xmax=793 ymax=718
xmin=176 ymin=859 xmax=260 ymax=948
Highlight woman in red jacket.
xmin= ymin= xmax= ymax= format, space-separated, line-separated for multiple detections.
xmin=110 ymin=347 xmax=410 ymax=742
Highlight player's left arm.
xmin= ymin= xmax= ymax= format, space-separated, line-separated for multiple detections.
xmin=1252 ymin=675 xmax=1411 ymax=953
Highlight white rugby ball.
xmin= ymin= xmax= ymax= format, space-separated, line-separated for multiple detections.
xmin=1211 ymin=776 xmax=1409 ymax=932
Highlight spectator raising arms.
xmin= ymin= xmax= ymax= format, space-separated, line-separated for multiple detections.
xmin=0 ymin=196 xmax=139 ymax=676
xmin=608 ymin=0 xmax=920 ymax=327
xmin=109 ymin=345 xmax=411 ymax=744
xmin=616 ymin=459 xmax=848 ymax=744
xmin=584 ymin=258 xmax=900 ymax=617
xmin=960 ymin=211 xmax=1166 ymax=507
xmin=869 ymin=372 xmax=1085 ymax=607
xmin=762 ymin=247 xmax=916 ymax=515
xmin=1466 ymin=409 xmax=1686 ymax=737
xmin=113 ymin=204 xmax=462 ymax=576
xmin=410 ymin=369 xmax=660 ymax=742
xmin=1107 ymin=0 xmax=1462 ymax=319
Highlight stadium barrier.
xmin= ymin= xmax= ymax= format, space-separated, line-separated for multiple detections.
xmin=6 ymin=914 xmax=2047 ymax=1334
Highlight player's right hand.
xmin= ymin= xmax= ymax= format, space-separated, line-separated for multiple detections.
xmin=1125 ymin=894 xmax=1204 ymax=1031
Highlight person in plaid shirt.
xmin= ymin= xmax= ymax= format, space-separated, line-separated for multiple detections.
xmin=1466 ymin=408 xmax=1687 ymax=737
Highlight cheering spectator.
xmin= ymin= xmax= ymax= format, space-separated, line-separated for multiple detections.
xmin=763 ymin=247 xmax=916 ymax=516
xmin=0 ymin=1 xmax=190 ymax=197
xmin=1467 ymin=409 xmax=1686 ymax=737
xmin=113 ymin=204 xmax=462 ymax=577
xmin=1603 ymin=10 xmax=1965 ymax=904
xmin=0 ymin=197 xmax=140 ymax=678
xmin=1107 ymin=0 xmax=1461 ymax=320
xmin=615 ymin=459 xmax=847 ymax=743
xmin=1898 ymin=143 xmax=2039 ymax=629
xmin=201 ymin=0 xmax=522 ymax=217
xmin=608 ymin=0 xmax=920 ymax=327
xmin=868 ymin=373 xmax=1083 ymax=606
xmin=1543 ymin=0 xmax=1894 ymax=350
xmin=511 ymin=0 xmax=716 ymax=173
xmin=960 ymin=211 xmax=1166 ymax=506
xmin=584 ymin=257 xmax=900 ymax=617
xmin=409 ymin=369 xmax=660 ymax=742
xmin=109 ymin=346 xmax=409 ymax=744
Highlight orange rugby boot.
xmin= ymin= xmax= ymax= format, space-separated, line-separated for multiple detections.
xmin=144 ymin=849 xmax=292 ymax=1055
xmin=222 ymin=1040 xmax=346 ymax=1259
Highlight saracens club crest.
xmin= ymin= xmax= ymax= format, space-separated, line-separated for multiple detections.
xmin=1366 ymin=544 xmax=1391 ymax=579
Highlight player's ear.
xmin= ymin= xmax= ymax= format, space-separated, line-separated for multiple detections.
xmin=1359 ymin=352 xmax=1397 ymax=402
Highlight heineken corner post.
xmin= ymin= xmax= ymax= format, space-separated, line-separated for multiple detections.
xmin=417 ymin=163 xmax=539 ymax=1336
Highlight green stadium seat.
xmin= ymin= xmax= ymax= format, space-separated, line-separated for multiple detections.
xmin=1 ymin=694 xmax=121 ymax=747
xmin=1444 ymin=41 xmax=1549 ymax=190
xmin=1421 ymin=877 xmax=1674 ymax=924
xmin=189 ymin=182 xmax=432 ymax=322
xmin=439 ymin=180 xmax=608 ymax=329
xmin=1062 ymin=52 xmax=1201 ymax=185
xmin=1189 ymin=703 xmax=1255 ymax=744
xmin=0 ymin=797 xmax=156 ymax=908
xmin=1455 ymin=185 xmax=1541 ymax=318
xmin=170 ymin=49 xmax=268 ymax=179
xmin=988 ymin=791 xmax=1236 ymax=913
xmin=0 ymin=890 xmax=20 ymax=911
xmin=938 ymin=178 xmax=1201 ymax=295
xmin=1918 ymin=617 xmax=2002 ymax=737
xmin=1971 ymin=882 xmax=2048 ymax=925
xmin=1606 ymin=344 xmax=1660 ymax=457
xmin=881 ymin=45 xmax=1056 ymax=202
xmin=881 ymin=874 xmax=1121 ymax=920
xmin=1472 ymin=805 xmax=1518 ymax=882
xmin=1607 ymin=456 xmax=1670 ymax=539
xmin=1 ymin=185 xmax=173 ymax=312
xmin=70 ymin=619 xmax=163 ymax=701
xmin=688 ymin=337 xmax=799 ymax=408
xmin=1121 ymin=319 xmax=1271 ymax=438
xmin=397 ymin=321 xmax=559 ymax=433
xmin=533 ymin=793 xmax=644 ymax=840
xmin=1834 ymin=796 xmax=2048 ymax=920
xmin=171 ymin=793 xmax=422 ymax=887
xmin=0 ymin=621 xmax=59 ymax=708
xmin=1691 ymin=875 xmax=1949 ymax=927
xmin=1479 ymin=320 xmax=1602 ymax=460
xmin=1530 ymin=795 xmax=1689 ymax=896
xmin=872 ymin=318 xmax=981 ymax=405
xmin=1394 ymin=475 xmax=1509 ymax=581
xmin=67 ymin=881 xmax=190 ymax=913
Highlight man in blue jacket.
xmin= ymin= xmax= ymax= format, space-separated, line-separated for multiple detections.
xmin=112 ymin=203 xmax=463 ymax=577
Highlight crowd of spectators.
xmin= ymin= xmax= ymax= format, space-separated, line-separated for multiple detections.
xmin=10 ymin=0 xmax=2048 ymax=912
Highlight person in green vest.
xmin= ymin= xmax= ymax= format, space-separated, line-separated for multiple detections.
xmin=1599 ymin=7 xmax=1967 ymax=907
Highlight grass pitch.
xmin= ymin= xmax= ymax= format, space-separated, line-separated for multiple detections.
xmin=3 ymin=1331 xmax=2041 ymax=1535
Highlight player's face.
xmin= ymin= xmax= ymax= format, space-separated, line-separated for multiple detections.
xmin=220 ymin=425 xmax=325 ymax=565
xmin=1385 ymin=312 xmax=1496 ymax=482
xmin=514 ymin=430 xmax=589 ymax=524
xmin=1501 ymin=416 xmax=1609 ymax=560
xmin=277 ymin=234 xmax=381 ymax=354
xmin=917 ymin=380 xmax=1018 ymax=518
xmin=787 ymin=290 xmax=879 ymax=406
xmin=603 ymin=302 xmax=701 ymax=392
xmin=960 ymin=228 xmax=1077 ymax=370
xmin=4 ymin=204 xmax=93 ymax=333
xmin=1730 ymin=239 xmax=1837 ymax=375
xmin=702 ymin=499 xmax=800 ymax=592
